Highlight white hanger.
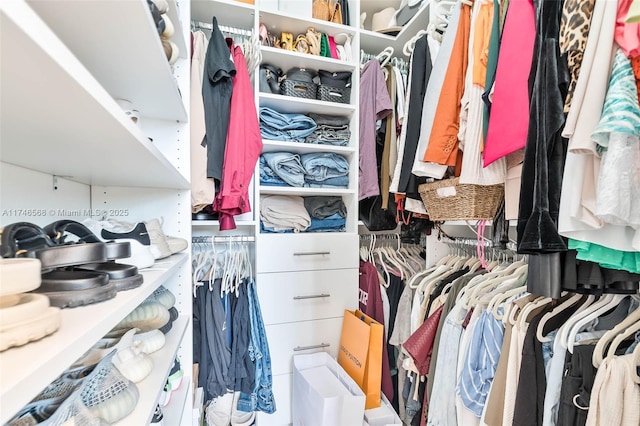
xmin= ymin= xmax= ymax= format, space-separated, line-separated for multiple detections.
xmin=403 ymin=29 xmax=429 ymax=56
xmin=536 ymin=294 xmax=587 ymax=343
xmin=566 ymin=294 xmax=628 ymax=353
xmin=376 ymin=47 xmax=394 ymax=67
xmin=518 ymin=295 xmax=554 ymax=330
xmin=595 ymin=300 xmax=640 ymax=366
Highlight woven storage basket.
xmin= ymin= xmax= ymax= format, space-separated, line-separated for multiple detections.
xmin=418 ymin=177 xmax=504 ymax=221
xmin=317 ymin=84 xmax=351 ymax=104
xmin=281 ymin=79 xmax=317 ymax=99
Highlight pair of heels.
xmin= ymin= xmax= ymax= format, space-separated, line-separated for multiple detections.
xmin=280 ymin=32 xmax=294 ymax=51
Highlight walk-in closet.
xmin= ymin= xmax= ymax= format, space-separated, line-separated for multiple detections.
xmin=1 ymin=0 xmax=639 ymax=425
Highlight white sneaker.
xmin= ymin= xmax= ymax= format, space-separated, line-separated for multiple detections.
xmin=145 ymin=218 xmax=172 ymax=260
xmin=111 ymin=343 xmax=153 ymax=383
xmin=83 ymin=219 xmax=155 ymax=269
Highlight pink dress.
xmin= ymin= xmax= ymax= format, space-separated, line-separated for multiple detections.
xmin=482 ymin=0 xmax=536 ymax=167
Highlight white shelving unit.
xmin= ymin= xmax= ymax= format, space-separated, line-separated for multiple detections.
xmin=359 ymin=0 xmax=432 ymax=58
xmin=259 ymin=92 xmax=356 ymax=115
xmin=261 ymin=46 xmax=356 ymax=72
xmin=27 ymin=0 xmax=188 ymax=122
xmin=0 ymin=0 xmax=193 ymax=424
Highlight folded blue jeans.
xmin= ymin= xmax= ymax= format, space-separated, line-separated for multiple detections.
xmin=300 ymin=152 xmax=349 ymax=182
xmin=306 ymin=213 xmax=346 ymax=232
xmin=262 ymin=152 xmax=306 ymax=187
xmin=259 ymin=157 xmax=289 ymax=186
xmin=259 ymin=107 xmax=317 ymax=142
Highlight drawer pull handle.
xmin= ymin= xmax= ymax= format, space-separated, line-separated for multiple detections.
xmin=294 ymin=343 xmax=331 ymax=352
xmin=293 ymin=251 xmax=331 ymax=256
xmin=293 ymin=293 xmax=331 ymax=300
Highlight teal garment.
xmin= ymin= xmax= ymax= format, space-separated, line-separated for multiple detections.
xmin=591 ymin=49 xmax=640 ymax=153
xmin=569 ymin=239 xmax=640 ymax=274
xmin=482 ymin=0 xmax=502 ymax=144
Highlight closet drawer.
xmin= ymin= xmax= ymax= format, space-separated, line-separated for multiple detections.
xmin=256 ymin=233 xmax=358 ymax=273
xmin=256 ymin=374 xmax=292 ymax=426
xmin=265 ymin=317 xmax=343 ymax=376
xmin=257 ymin=269 xmax=358 ymax=325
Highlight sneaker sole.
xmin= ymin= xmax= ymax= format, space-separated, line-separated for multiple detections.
xmin=0 ymin=307 xmax=60 ymax=351
xmin=112 ymin=274 xmax=144 ymax=292
xmin=44 ymin=282 xmax=117 ymax=309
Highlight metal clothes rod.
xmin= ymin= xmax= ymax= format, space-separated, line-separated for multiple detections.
xmin=191 ymin=20 xmax=253 ymax=37
xmin=192 ymin=235 xmax=255 ymax=243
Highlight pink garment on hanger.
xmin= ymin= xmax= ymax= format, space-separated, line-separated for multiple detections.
xmin=212 ymin=43 xmax=263 ymax=230
xmin=328 ymin=35 xmax=339 ymax=59
xmin=483 ymin=0 xmax=536 ymax=167
xmin=616 ymin=0 xmax=640 ymax=58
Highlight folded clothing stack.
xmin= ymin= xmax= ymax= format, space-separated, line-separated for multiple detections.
xmin=260 ymin=152 xmax=349 ymax=188
xmin=259 ymin=107 xmax=317 ymax=143
xmin=258 ymin=107 xmax=351 ymax=147
xmin=261 ymin=195 xmax=346 ymax=233
xmin=305 ymin=113 xmax=351 ymax=146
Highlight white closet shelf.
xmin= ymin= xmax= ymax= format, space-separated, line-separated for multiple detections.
xmin=359 ymin=2 xmax=431 ymax=59
xmin=114 ymin=316 xmax=189 ymax=426
xmin=259 ymin=93 xmax=356 ymax=116
xmin=162 ymin=376 xmax=191 ymax=426
xmin=166 ymin=0 xmax=189 ymax=60
xmin=191 ymin=0 xmax=255 ymax=30
xmin=192 ymin=220 xmax=257 ymax=227
xmin=260 ymin=9 xmax=357 ymax=38
xmin=0 ymin=1 xmax=189 ymax=190
xmin=262 ymin=140 xmax=355 ymax=156
xmin=0 ymin=253 xmax=188 ymax=424
xmin=260 ymin=187 xmax=354 ymax=196
xmin=26 ymin=0 xmax=187 ymax=122
xmin=261 ymin=46 xmax=356 ymax=73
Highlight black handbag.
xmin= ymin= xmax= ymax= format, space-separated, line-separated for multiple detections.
xmin=259 ymin=63 xmax=282 ymax=94
xmin=359 ymin=194 xmax=398 ymax=232
xmin=318 ymin=70 xmax=352 ymax=88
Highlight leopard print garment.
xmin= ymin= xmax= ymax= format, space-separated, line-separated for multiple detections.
xmin=559 ymin=0 xmax=596 ymax=113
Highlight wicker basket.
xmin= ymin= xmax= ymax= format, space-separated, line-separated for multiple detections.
xmin=418 ymin=177 xmax=504 ymax=221
xmin=281 ymin=79 xmax=317 ymax=99
xmin=317 ymin=84 xmax=351 ymax=104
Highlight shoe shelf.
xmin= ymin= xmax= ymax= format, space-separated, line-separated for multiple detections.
xmin=115 ymin=315 xmax=189 ymax=426
xmin=259 ymin=93 xmax=356 ymax=116
xmin=259 ymin=186 xmax=354 ymax=197
xmin=359 ymin=0 xmax=431 ymax=58
xmin=191 ymin=0 xmax=255 ymax=30
xmin=261 ymin=46 xmax=356 ymax=73
xmin=166 ymin=0 xmax=189 ymax=61
xmin=0 ymin=1 xmax=189 ymax=190
xmin=162 ymin=375 xmax=191 ymax=426
xmin=0 ymin=253 xmax=188 ymax=424
xmin=26 ymin=0 xmax=187 ymax=122
xmin=262 ymin=140 xmax=355 ymax=156
xmin=259 ymin=9 xmax=357 ymax=38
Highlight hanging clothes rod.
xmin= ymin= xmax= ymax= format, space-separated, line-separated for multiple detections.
xmin=192 ymin=235 xmax=255 ymax=243
xmin=191 ymin=20 xmax=253 ymax=37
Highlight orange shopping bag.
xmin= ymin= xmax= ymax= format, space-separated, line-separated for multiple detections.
xmin=337 ymin=309 xmax=383 ymax=409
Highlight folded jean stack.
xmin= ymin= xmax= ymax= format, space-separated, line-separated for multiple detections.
xmin=6 ymin=286 xmax=178 ymax=425
xmin=260 ymin=195 xmax=347 ymax=233
xmin=259 ymin=108 xmax=351 ymax=147
xmin=260 ymin=152 xmax=350 ymax=188
xmin=306 ymin=112 xmax=351 ymax=146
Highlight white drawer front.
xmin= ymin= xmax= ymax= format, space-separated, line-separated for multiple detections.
xmin=256 ymin=374 xmax=292 ymax=426
xmin=257 ymin=269 xmax=358 ymax=325
xmin=265 ymin=317 xmax=343 ymax=376
xmin=256 ymin=233 xmax=358 ymax=273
